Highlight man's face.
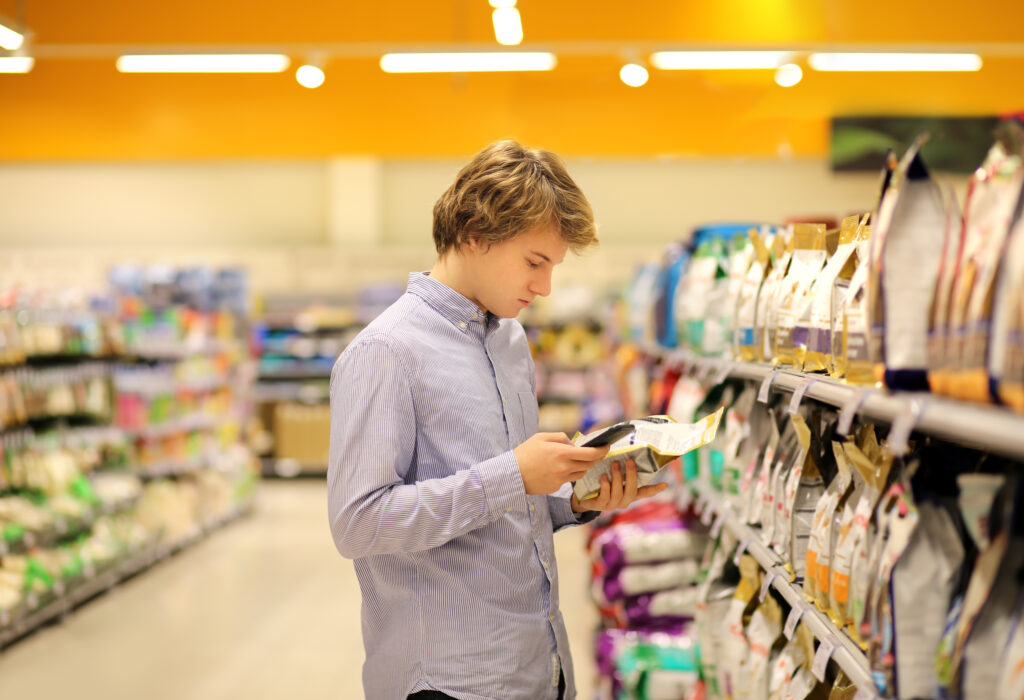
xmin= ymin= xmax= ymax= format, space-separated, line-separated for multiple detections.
xmin=462 ymin=222 xmax=568 ymax=319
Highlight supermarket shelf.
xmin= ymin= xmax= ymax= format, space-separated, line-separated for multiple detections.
xmin=260 ymin=457 xmax=327 ymax=478
xmin=687 ymin=480 xmax=876 ymax=694
xmin=644 ymin=345 xmax=1024 ymax=462
xmin=257 ymin=369 xmax=332 ymax=381
xmin=252 ymin=382 xmax=329 ymax=404
xmin=133 ymin=460 xmax=209 ymax=480
xmin=0 ymin=501 xmax=254 ymax=650
xmin=0 ymin=495 xmax=141 ymax=557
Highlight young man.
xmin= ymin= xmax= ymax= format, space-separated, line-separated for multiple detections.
xmin=328 ymin=140 xmax=668 ymax=700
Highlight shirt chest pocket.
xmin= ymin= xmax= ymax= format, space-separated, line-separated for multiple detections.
xmin=517 ymin=391 xmax=539 ymax=442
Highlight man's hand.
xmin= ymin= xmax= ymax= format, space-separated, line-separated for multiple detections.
xmin=570 ymin=458 xmax=669 ymax=513
xmin=513 ymin=432 xmax=610 ymax=495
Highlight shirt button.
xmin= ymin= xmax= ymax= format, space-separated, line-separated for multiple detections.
xmin=459 ymin=321 xmax=467 ymax=330
xmin=549 ymin=614 xmax=556 ymax=622
xmin=529 ymin=503 xmax=535 ymax=513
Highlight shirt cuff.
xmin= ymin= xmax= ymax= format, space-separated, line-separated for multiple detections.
xmin=547 ymin=488 xmax=599 ymax=532
xmin=477 ymin=450 xmax=528 ymax=520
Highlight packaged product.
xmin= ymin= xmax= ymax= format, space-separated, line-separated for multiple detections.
xmin=738 ymin=402 xmax=774 ymax=523
xmin=926 ymin=185 xmax=966 ymax=396
xmin=950 ymin=478 xmax=1024 ymax=700
xmin=604 ymin=558 xmax=702 ymax=601
xmin=806 ymin=215 xmax=867 ymax=373
xmin=696 ymin=532 xmax=738 ymax=699
xmin=597 ymin=624 xmax=700 ymax=700
xmin=869 ymin=137 xmax=948 ymax=390
xmin=655 ymin=243 xmax=689 ymax=349
xmin=697 ymin=384 xmax=738 ymax=491
xmin=736 ymin=228 xmax=773 ymax=362
xmin=768 ymin=419 xmax=802 ymax=557
xmin=836 ymin=231 xmax=875 ymax=384
xmin=814 ymin=443 xmax=856 ymax=613
xmin=724 ymin=233 xmax=757 ymax=359
xmin=947 ymin=140 xmax=1024 ymax=402
xmin=825 ymin=441 xmax=867 ymax=624
xmin=625 ymin=262 xmax=665 ymax=345
xmin=891 ymin=499 xmax=966 ymax=700
xmin=721 ymin=386 xmax=757 ymax=504
xmin=788 ymin=412 xmax=824 ymax=581
xmin=775 ymin=224 xmax=829 ymax=368
xmin=722 ymin=554 xmax=762 ymax=700
xmin=991 ymin=209 xmax=1024 ymax=412
xmin=572 ymin=409 xmax=723 ymax=502
xmin=747 ymin=414 xmax=781 ymax=527
xmin=745 ymin=594 xmax=784 ymax=700
xmin=838 ymin=432 xmax=893 ymax=643
xmin=625 ymin=587 xmax=700 ymax=627
xmin=677 ymin=234 xmax=728 ymax=355
xmin=804 ymin=447 xmax=848 ymax=606
xmin=996 ymin=596 xmax=1024 ymax=700
xmin=756 ymin=231 xmax=793 ymax=363
xmin=768 ymin=635 xmax=808 ymax=700
xmin=595 ymin=519 xmax=709 ymax=572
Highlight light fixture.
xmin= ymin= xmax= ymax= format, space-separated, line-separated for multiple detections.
xmin=380 ymin=52 xmax=556 ymax=73
xmin=488 ymin=0 xmax=517 ymax=7
xmin=619 ymin=63 xmax=649 ymax=87
xmin=650 ymin=51 xmax=791 ymax=70
xmin=296 ymin=62 xmax=325 ymax=88
xmin=492 ymin=7 xmax=523 ymax=46
xmin=0 ymin=55 xmax=32 ymax=73
xmin=116 ymin=54 xmax=291 ymax=73
xmin=0 ymin=18 xmax=24 ymax=51
xmin=808 ymin=53 xmax=982 ymax=72
xmin=774 ymin=63 xmax=803 ymax=87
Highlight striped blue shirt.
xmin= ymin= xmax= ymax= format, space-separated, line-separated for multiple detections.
xmin=328 ymin=272 xmax=583 ymax=700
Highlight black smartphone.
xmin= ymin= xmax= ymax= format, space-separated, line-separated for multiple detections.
xmin=580 ymin=422 xmax=636 ymax=447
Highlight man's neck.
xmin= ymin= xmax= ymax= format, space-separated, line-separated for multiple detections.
xmin=429 ymin=255 xmax=487 ymax=315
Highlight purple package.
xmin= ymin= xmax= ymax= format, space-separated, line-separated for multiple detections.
xmin=597 ymin=519 xmax=709 ymax=572
xmin=603 ymin=559 xmax=701 ymax=602
xmin=624 ymin=587 xmax=699 ymax=626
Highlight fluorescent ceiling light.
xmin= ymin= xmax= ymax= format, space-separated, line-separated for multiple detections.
xmin=808 ymin=53 xmax=982 ymax=71
xmin=116 ymin=54 xmax=291 ymax=73
xmin=380 ymin=52 xmax=556 ymax=73
xmin=650 ymin=51 xmax=790 ymax=70
xmin=492 ymin=8 xmax=523 ymax=46
xmin=0 ymin=21 xmax=24 ymax=50
xmin=0 ymin=55 xmax=33 ymax=73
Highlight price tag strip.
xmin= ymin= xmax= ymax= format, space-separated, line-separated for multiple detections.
xmin=733 ymin=538 xmax=751 ymax=567
xmin=788 ymin=378 xmax=817 ymax=416
xmin=710 ymin=513 xmax=725 ymax=539
xmin=811 ymin=637 xmax=837 ymax=682
xmin=837 ymin=388 xmax=872 ymax=436
xmin=784 ymin=603 xmax=806 ymax=640
xmin=886 ymin=397 xmax=930 ymax=456
xmin=757 ymin=371 xmax=781 ymax=404
xmin=759 ymin=570 xmax=779 ymax=602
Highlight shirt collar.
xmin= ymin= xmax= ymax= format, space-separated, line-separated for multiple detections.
xmin=407 ymin=272 xmax=489 ymax=333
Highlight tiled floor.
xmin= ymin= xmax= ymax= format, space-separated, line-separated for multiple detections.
xmin=0 ymin=481 xmax=599 ymax=699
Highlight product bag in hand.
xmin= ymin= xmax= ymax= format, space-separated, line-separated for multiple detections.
xmin=572 ymin=408 xmax=724 ymax=502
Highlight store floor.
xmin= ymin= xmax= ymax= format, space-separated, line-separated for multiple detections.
xmin=0 ymin=481 xmax=599 ymax=700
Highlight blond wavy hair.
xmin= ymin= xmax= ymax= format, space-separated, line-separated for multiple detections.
xmin=433 ymin=140 xmax=598 ymax=255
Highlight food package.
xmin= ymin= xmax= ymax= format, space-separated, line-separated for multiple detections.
xmin=603 ymin=558 xmax=702 ymax=601
xmin=806 ymin=215 xmax=867 ymax=373
xmin=869 ymin=136 xmax=948 ymax=390
xmin=745 ymin=594 xmax=784 ymax=700
xmin=788 ymin=412 xmax=824 ymax=581
xmin=891 ymin=500 xmax=966 ymax=700
xmin=596 ymin=519 xmax=709 ymax=572
xmin=677 ymin=234 xmax=728 ymax=355
xmin=814 ymin=445 xmax=854 ymax=612
xmin=736 ymin=228 xmax=774 ymax=362
xmin=572 ymin=409 xmax=724 ymax=502
xmin=722 ymin=553 xmax=762 ymax=700
xmin=775 ymin=224 xmax=829 ymax=368
xmin=927 ymin=184 xmax=967 ymax=396
xmin=724 ymin=233 xmax=757 ymax=359
xmin=947 ymin=139 xmax=1024 ymax=402
xmin=824 ymin=441 xmax=866 ymax=623
xmin=756 ymin=231 xmax=793 ymax=363
xmin=625 ymin=587 xmax=700 ymax=627
xmin=991 ymin=207 xmax=1024 ymax=412
xmin=805 ymin=453 xmax=850 ymax=606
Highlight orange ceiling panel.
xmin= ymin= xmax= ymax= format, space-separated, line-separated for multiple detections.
xmin=1 ymin=0 xmax=1022 ymax=159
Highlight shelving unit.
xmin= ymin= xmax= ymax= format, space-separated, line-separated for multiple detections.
xmin=686 ymin=480 xmax=877 ymax=694
xmin=0 ymin=499 xmax=254 ymax=649
xmin=643 ymin=344 xmax=1024 ymax=461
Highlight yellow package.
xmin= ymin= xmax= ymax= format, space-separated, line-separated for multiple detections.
xmin=736 ymin=228 xmax=773 ymax=362
xmin=814 ymin=444 xmax=854 ymax=612
xmin=993 ymin=206 xmax=1024 ymax=412
xmin=927 ymin=184 xmax=966 ymax=397
xmin=829 ymin=219 xmax=871 ymax=378
xmin=776 ymin=224 xmax=829 ymax=368
xmin=756 ymin=230 xmax=793 ymax=363
xmin=571 ymin=409 xmax=723 ymax=501
xmin=951 ymin=142 xmax=1024 ymax=402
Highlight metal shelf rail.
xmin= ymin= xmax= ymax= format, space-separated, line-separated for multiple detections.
xmin=644 ymin=345 xmax=1024 ymax=462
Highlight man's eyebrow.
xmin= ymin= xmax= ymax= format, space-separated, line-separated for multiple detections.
xmin=529 ymin=251 xmax=551 ymax=263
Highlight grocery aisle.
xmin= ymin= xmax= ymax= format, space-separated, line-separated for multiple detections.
xmin=0 ymin=481 xmax=598 ymax=700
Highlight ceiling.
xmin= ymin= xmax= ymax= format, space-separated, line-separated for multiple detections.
xmin=1 ymin=0 xmax=1022 ymax=160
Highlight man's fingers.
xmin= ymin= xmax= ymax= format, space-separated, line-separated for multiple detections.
xmin=564 ymin=444 xmax=611 ymax=462
xmin=623 ymin=459 xmax=639 ymax=501
xmin=636 ymin=483 xmax=670 ymax=499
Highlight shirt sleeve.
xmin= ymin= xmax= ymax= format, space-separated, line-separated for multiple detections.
xmin=547 ymin=483 xmax=599 ymax=532
xmin=327 ymin=336 xmax=527 ymax=560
